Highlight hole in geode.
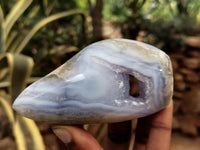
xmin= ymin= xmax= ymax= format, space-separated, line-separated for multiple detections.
xmin=129 ymin=75 xmax=140 ymax=98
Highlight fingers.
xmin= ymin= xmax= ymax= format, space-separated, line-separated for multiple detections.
xmin=53 ymin=122 xmax=132 ymax=150
xmin=133 ymin=100 xmax=173 ymax=150
xmin=52 ymin=126 xmax=102 ymax=150
xmin=133 ymin=116 xmax=152 ymax=150
xmin=105 ymin=120 xmax=132 ymax=150
xmin=52 ymin=101 xmax=173 ymax=150
xmin=146 ymin=101 xmax=173 ymax=150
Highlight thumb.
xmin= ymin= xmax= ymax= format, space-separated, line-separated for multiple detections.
xmin=52 ymin=126 xmax=103 ymax=150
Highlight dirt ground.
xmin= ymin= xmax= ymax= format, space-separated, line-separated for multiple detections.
xmin=171 ymin=132 xmax=200 ymax=150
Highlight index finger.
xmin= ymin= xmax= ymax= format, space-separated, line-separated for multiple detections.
xmin=133 ymin=100 xmax=173 ymax=150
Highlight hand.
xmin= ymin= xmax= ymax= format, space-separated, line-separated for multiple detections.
xmin=52 ymin=101 xmax=173 ymax=150
xmin=133 ymin=100 xmax=173 ymax=150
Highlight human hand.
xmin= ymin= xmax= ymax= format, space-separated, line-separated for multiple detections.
xmin=52 ymin=101 xmax=173 ymax=150
xmin=133 ymin=100 xmax=173 ymax=150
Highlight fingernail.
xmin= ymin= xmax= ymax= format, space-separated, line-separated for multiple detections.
xmin=53 ymin=128 xmax=72 ymax=144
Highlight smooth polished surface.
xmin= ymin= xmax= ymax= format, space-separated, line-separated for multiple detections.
xmin=13 ymin=39 xmax=173 ymax=124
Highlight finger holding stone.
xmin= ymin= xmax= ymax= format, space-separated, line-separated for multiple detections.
xmin=52 ymin=126 xmax=103 ymax=150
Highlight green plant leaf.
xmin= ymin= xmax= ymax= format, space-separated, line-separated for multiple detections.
xmin=0 ymin=5 xmax=4 ymax=53
xmin=0 ymin=54 xmax=8 ymax=70
xmin=0 ymin=97 xmax=14 ymax=124
xmin=7 ymin=54 xmax=34 ymax=101
xmin=49 ymin=45 xmax=79 ymax=55
xmin=6 ymin=5 xmax=41 ymax=52
xmin=12 ymin=115 xmax=45 ymax=150
xmin=0 ymin=53 xmax=34 ymax=101
xmin=14 ymin=117 xmax=27 ymax=150
xmin=42 ymin=0 xmax=48 ymax=15
xmin=44 ymin=0 xmax=56 ymax=16
xmin=5 ymin=31 xmax=18 ymax=51
xmin=4 ymin=0 xmax=32 ymax=42
xmin=0 ymin=55 xmax=44 ymax=150
xmin=0 ymin=89 xmax=45 ymax=150
xmin=15 ymin=9 xmax=87 ymax=53
xmin=0 ymin=54 xmax=9 ymax=83
xmin=8 ymin=34 xmax=24 ymax=53
xmin=0 ymin=53 xmax=44 ymax=150
xmin=19 ymin=117 xmax=45 ymax=150
xmin=27 ymin=5 xmax=40 ymax=18
xmin=0 ymin=97 xmax=26 ymax=150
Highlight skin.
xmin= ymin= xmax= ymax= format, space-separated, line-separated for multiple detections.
xmin=52 ymin=100 xmax=173 ymax=150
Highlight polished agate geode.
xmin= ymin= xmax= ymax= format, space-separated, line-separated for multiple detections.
xmin=13 ymin=39 xmax=173 ymax=124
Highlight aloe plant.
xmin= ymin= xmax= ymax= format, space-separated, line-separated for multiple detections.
xmin=0 ymin=0 xmax=87 ymax=149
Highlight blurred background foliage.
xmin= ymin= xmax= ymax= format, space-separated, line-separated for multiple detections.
xmin=104 ymin=0 xmax=200 ymax=51
xmin=0 ymin=0 xmax=200 ymax=149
